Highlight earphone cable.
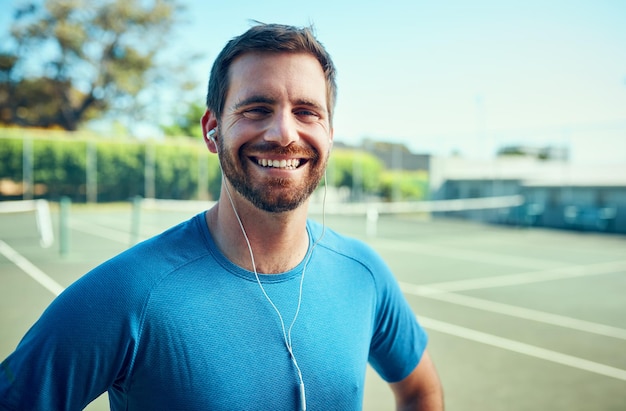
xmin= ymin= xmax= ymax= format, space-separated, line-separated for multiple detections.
xmin=287 ymin=170 xmax=327 ymax=349
xmin=220 ymin=164 xmax=328 ymax=411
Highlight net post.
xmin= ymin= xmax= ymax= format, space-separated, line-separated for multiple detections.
xmin=35 ymin=199 xmax=54 ymax=248
xmin=130 ymin=196 xmax=142 ymax=246
xmin=59 ymin=197 xmax=71 ymax=256
xmin=366 ymin=206 xmax=379 ymax=238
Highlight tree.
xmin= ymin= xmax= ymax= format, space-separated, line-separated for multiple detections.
xmin=0 ymin=0 xmax=187 ymax=131
xmin=161 ymin=101 xmax=205 ymax=139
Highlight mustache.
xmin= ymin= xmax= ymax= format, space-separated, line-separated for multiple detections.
xmin=244 ymin=142 xmax=319 ymax=159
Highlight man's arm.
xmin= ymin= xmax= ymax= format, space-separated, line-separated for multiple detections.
xmin=389 ymin=350 xmax=444 ymax=411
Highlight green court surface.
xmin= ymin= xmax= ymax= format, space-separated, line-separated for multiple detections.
xmin=1 ymin=202 xmax=625 ymax=410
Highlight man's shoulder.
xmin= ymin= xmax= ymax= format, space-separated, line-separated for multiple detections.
xmin=306 ymin=218 xmax=384 ymax=267
xmin=87 ymin=213 xmax=211 ymax=285
xmin=125 ymin=212 xmax=207 ymax=258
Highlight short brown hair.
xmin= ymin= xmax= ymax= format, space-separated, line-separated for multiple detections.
xmin=206 ymin=23 xmax=337 ymax=125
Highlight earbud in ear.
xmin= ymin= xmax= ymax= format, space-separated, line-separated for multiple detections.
xmin=207 ymin=128 xmax=217 ymax=142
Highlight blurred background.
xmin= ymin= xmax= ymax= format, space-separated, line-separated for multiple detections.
xmin=1 ymin=2 xmax=626 ymax=410
xmin=1 ymin=0 xmax=625 ymax=233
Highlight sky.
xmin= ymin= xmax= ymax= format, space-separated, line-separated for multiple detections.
xmin=2 ymin=0 xmax=626 ymax=165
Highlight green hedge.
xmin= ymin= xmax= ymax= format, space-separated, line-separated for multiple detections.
xmin=0 ymin=135 xmax=221 ymax=202
xmin=96 ymin=140 xmax=145 ymax=202
xmin=327 ymin=149 xmax=428 ymax=201
xmin=0 ymin=138 xmax=23 ymax=181
xmin=327 ymin=149 xmax=384 ymax=196
xmin=379 ymin=170 xmax=429 ymax=201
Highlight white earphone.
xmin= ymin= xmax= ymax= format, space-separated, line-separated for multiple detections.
xmin=207 ymin=128 xmax=217 ymax=142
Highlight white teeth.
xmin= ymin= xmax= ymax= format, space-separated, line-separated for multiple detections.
xmin=257 ymin=158 xmax=301 ymax=169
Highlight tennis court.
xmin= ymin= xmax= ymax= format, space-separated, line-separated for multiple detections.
xmin=1 ymin=200 xmax=625 ymax=410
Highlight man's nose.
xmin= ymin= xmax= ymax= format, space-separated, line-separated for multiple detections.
xmin=264 ymin=110 xmax=299 ymax=146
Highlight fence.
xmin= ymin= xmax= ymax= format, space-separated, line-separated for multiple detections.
xmin=0 ymin=129 xmax=221 ymax=202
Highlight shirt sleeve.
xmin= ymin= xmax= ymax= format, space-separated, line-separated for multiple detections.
xmin=0 ymin=215 xmax=205 ymax=411
xmin=367 ymin=253 xmax=429 ymax=383
xmin=0 ymin=262 xmax=141 ymax=411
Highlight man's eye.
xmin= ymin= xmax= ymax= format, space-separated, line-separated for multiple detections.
xmin=243 ymin=107 xmax=271 ymax=119
xmin=295 ymin=109 xmax=319 ymax=120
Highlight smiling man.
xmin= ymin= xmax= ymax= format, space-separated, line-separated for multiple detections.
xmin=207 ymin=51 xmax=329 ymax=215
xmin=0 ymin=23 xmax=443 ymax=410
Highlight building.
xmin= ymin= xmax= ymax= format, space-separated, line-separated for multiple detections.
xmin=429 ymin=156 xmax=626 ymax=234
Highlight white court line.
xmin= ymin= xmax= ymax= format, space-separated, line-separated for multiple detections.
xmin=401 ymin=283 xmax=626 ymax=340
xmin=0 ymin=240 xmax=64 ymax=296
xmin=414 ymin=260 xmax=626 ymax=294
xmin=372 ymin=238 xmax=560 ymax=270
xmin=419 ymin=316 xmax=626 ymax=382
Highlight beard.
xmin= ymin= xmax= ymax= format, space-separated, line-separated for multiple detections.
xmin=218 ymin=140 xmax=326 ymax=213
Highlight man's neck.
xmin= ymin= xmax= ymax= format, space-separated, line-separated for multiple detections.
xmin=205 ymin=196 xmax=310 ymax=274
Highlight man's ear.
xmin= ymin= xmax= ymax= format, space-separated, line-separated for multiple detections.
xmin=201 ymin=109 xmax=219 ymax=153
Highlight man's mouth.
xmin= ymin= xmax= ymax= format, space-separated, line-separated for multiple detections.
xmin=256 ymin=158 xmax=303 ymax=170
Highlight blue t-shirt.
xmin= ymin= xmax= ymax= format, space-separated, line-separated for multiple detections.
xmin=0 ymin=213 xmax=427 ymax=410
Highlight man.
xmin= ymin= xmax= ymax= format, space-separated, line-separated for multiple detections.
xmin=0 ymin=23 xmax=443 ymax=410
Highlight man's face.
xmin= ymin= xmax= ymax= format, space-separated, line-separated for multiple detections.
xmin=216 ymin=52 xmax=333 ymax=213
